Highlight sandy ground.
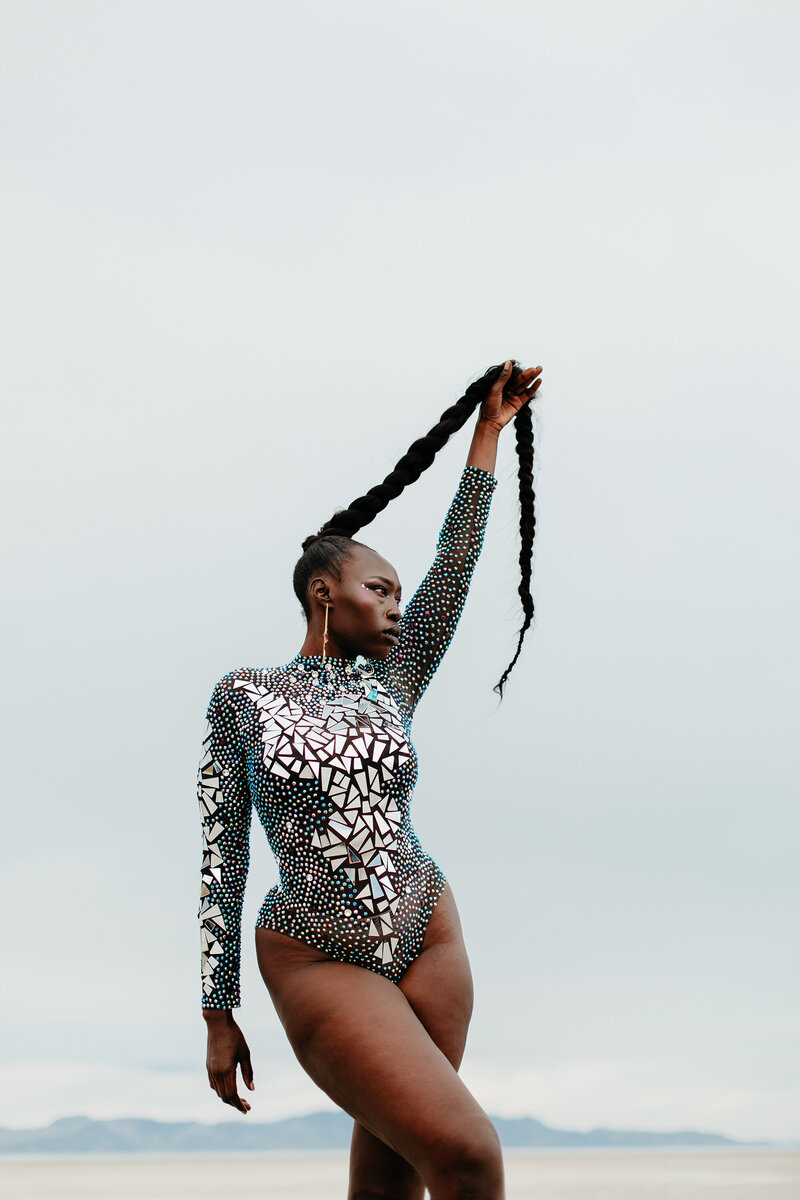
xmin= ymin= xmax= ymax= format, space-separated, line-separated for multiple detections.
xmin=0 ymin=1149 xmax=798 ymax=1199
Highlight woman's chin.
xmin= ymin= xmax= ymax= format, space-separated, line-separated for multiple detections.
xmin=373 ymin=636 xmax=399 ymax=659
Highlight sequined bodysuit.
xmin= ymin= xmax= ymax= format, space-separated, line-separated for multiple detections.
xmin=197 ymin=465 xmax=498 ymax=1009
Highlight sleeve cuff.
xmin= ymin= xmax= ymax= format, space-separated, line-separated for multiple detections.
xmin=463 ymin=464 xmax=499 ymax=492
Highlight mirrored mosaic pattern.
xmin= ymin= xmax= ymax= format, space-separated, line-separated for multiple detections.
xmin=197 ymin=711 xmax=252 ymax=1003
xmin=197 ymin=465 xmax=498 ymax=1008
xmin=197 ymin=723 xmax=225 ymax=996
xmin=235 ymin=672 xmax=411 ymax=965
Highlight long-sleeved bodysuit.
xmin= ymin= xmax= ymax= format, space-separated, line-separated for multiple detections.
xmin=197 ymin=465 xmax=498 ymax=1009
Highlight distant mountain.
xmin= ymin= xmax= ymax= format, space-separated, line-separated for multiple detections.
xmin=0 ymin=1112 xmax=762 ymax=1155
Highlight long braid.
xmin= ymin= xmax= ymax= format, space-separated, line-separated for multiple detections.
xmin=494 ymin=401 xmax=536 ymax=698
xmin=295 ymin=362 xmax=539 ymax=697
xmin=305 ymin=371 xmax=503 ymax=544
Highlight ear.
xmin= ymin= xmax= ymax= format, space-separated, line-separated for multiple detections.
xmin=308 ymin=576 xmax=332 ymax=607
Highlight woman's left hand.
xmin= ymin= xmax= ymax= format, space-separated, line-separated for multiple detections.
xmin=479 ymin=360 xmax=543 ymax=433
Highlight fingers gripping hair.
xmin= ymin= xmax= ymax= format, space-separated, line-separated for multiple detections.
xmin=295 ymin=362 xmax=539 ymax=696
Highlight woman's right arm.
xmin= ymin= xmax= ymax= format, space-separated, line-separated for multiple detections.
xmin=197 ymin=676 xmax=255 ymax=1112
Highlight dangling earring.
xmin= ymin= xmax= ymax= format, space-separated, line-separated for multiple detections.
xmin=321 ymin=603 xmax=330 ymax=668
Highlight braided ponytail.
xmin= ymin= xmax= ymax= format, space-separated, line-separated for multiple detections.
xmin=493 ymin=399 xmax=536 ymax=698
xmin=293 ymin=363 xmax=539 ymax=698
xmin=312 ymin=373 xmax=495 ymax=537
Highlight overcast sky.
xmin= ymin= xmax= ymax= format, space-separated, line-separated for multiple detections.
xmin=1 ymin=0 xmax=798 ymax=1143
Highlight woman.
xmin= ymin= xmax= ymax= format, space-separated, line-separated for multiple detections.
xmin=198 ymin=358 xmax=543 ymax=1199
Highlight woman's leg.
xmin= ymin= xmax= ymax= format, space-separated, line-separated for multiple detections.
xmin=347 ymin=883 xmax=477 ymax=1200
xmin=255 ymin=898 xmax=502 ymax=1200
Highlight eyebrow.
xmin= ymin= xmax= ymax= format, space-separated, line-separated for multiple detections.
xmin=368 ymin=575 xmax=402 ymax=595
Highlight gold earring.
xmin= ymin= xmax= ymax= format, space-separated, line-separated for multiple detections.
xmin=322 ymin=602 xmax=330 ymax=667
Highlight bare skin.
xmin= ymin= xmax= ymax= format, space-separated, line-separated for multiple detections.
xmin=203 ymin=359 xmax=543 ymax=1198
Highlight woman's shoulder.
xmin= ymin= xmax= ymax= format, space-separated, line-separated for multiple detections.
xmin=206 ymin=662 xmax=284 ymax=705
xmin=210 ymin=663 xmax=289 ymax=699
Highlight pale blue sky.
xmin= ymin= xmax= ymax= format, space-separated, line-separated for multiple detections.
xmin=1 ymin=0 xmax=798 ymax=1141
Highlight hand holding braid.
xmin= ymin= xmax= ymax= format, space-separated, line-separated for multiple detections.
xmin=295 ymin=360 xmax=543 ymax=698
xmin=479 ymin=359 xmax=543 ymax=434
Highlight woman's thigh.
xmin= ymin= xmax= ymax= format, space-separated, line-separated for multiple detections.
xmin=254 ymin=910 xmax=492 ymax=1184
xmin=346 ymin=883 xmax=476 ymax=1196
xmin=398 ymin=881 xmax=474 ymax=1067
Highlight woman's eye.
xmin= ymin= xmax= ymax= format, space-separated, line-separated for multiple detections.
xmin=364 ymin=583 xmax=401 ymax=603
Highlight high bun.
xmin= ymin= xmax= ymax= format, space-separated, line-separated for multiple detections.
xmin=292 ymin=362 xmax=539 ymax=698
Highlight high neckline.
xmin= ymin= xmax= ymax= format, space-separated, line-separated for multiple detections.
xmin=288 ymin=652 xmax=373 ymax=677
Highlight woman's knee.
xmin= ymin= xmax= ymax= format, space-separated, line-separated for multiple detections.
xmin=426 ymin=1118 xmax=504 ymax=1196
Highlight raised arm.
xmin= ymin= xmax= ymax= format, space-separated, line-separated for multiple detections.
xmin=383 ymin=461 xmax=497 ymax=716
xmin=197 ymin=676 xmax=255 ymax=1113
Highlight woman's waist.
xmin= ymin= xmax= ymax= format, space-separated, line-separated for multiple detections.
xmin=271 ymin=825 xmax=427 ymax=882
xmin=258 ymin=854 xmax=443 ymax=932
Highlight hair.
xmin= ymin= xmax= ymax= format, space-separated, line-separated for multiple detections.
xmin=292 ymin=362 xmax=538 ymax=699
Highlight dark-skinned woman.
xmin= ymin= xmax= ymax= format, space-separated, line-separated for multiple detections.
xmin=198 ymin=359 xmax=543 ymax=1200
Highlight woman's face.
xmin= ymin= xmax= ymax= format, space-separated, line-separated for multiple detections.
xmin=323 ymin=544 xmax=403 ymax=659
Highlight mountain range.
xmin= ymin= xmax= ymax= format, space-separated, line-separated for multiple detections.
xmin=0 ymin=1112 xmax=765 ymax=1154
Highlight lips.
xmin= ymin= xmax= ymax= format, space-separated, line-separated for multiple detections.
xmin=383 ymin=629 xmax=400 ymax=641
